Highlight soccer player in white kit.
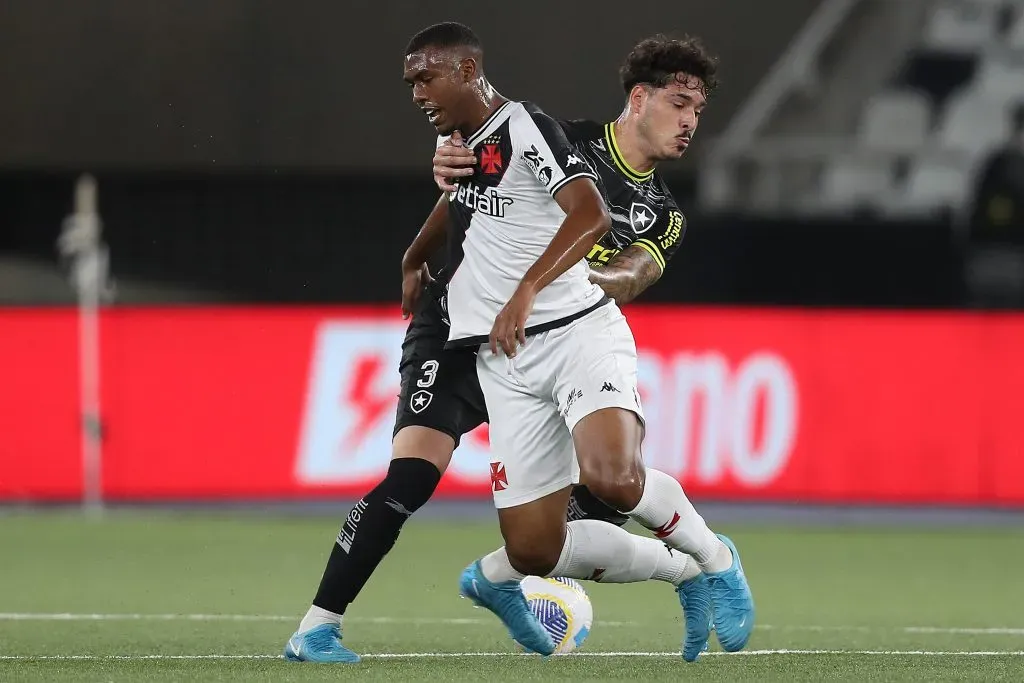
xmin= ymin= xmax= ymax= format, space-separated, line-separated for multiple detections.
xmin=402 ymin=22 xmax=754 ymax=658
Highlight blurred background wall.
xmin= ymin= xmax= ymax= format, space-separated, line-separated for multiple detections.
xmin=0 ymin=0 xmax=819 ymax=169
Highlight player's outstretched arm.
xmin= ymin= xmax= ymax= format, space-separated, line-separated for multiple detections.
xmin=588 ymin=245 xmax=663 ymax=306
xmin=489 ymin=179 xmax=610 ymax=356
xmin=400 ymin=194 xmax=448 ymax=318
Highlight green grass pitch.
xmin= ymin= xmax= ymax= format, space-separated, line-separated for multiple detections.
xmin=0 ymin=511 xmax=1022 ymax=681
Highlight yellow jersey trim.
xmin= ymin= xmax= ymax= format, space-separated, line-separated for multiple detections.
xmin=604 ymin=122 xmax=655 ymax=183
xmin=631 ymin=239 xmax=665 ymax=271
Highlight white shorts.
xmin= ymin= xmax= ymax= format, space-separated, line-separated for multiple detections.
xmin=477 ymin=302 xmax=645 ymax=509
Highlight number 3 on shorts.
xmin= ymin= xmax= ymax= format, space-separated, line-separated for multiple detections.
xmin=417 ymin=360 xmax=439 ymax=388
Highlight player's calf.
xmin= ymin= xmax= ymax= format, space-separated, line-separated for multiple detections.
xmin=622 ymin=468 xmax=731 ymax=574
xmin=497 ymin=488 xmax=574 ymax=576
xmin=296 ymin=454 xmax=443 ymax=638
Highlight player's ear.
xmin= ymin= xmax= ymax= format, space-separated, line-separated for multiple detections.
xmin=628 ymin=84 xmax=648 ymax=115
xmin=459 ymin=57 xmax=478 ymax=83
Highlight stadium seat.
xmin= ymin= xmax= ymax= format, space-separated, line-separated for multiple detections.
xmin=1007 ymin=12 xmax=1024 ymax=49
xmin=819 ymin=157 xmax=894 ymax=210
xmin=938 ymin=91 xmax=1011 ymax=155
xmin=899 ymin=160 xmax=972 ymax=213
xmin=857 ymin=91 xmax=932 ymax=149
xmin=922 ymin=1 xmax=998 ymax=52
xmin=974 ymin=58 xmax=1024 ymax=101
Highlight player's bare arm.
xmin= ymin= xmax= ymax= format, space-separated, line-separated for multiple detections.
xmin=401 ymin=194 xmax=448 ymax=318
xmin=489 ymin=179 xmax=611 ymax=356
xmin=587 ymin=245 xmax=663 ymax=306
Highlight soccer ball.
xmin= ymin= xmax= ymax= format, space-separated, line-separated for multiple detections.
xmin=519 ymin=576 xmax=593 ymax=654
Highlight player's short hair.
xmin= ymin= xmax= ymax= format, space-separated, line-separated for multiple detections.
xmin=405 ymin=22 xmax=483 ymax=55
xmin=620 ymin=35 xmax=719 ymax=98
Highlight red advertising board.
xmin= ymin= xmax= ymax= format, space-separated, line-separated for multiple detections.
xmin=1 ymin=306 xmax=1022 ymax=505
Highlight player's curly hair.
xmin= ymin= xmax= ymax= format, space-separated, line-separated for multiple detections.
xmin=620 ymin=35 xmax=719 ymax=98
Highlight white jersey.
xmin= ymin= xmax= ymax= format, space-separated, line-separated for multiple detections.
xmin=440 ymin=100 xmax=609 ymax=347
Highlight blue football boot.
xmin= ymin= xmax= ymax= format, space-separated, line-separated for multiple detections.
xmin=706 ymin=534 xmax=755 ymax=652
xmin=676 ymin=572 xmax=713 ymax=661
xmin=459 ymin=560 xmax=555 ymax=655
xmin=283 ymin=623 xmax=360 ymax=663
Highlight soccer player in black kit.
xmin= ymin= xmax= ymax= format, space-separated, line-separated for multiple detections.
xmin=285 ymin=23 xmax=753 ymax=663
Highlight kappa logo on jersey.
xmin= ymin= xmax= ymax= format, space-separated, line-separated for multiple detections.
xmin=630 ymin=202 xmax=656 ymax=234
xmin=450 ymin=182 xmax=514 ymax=217
xmin=566 ymin=153 xmax=584 ymax=167
xmin=490 ymin=462 xmax=508 ymax=492
xmin=480 ymin=144 xmax=503 ymax=175
xmin=410 ymin=389 xmax=433 ymax=414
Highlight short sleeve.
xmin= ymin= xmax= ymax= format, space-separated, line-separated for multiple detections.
xmin=512 ymin=110 xmax=598 ymax=197
xmin=630 ymin=208 xmax=687 ymax=272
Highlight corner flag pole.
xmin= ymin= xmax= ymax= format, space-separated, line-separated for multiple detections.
xmin=58 ymin=175 xmax=114 ymax=516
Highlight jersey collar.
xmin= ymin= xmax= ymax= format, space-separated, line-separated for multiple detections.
xmin=604 ymin=122 xmax=654 ymax=183
xmin=466 ymin=101 xmax=513 ymax=148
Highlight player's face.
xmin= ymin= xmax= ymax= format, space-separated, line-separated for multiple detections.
xmin=403 ymin=48 xmax=472 ymax=136
xmin=637 ymin=74 xmax=707 ymax=160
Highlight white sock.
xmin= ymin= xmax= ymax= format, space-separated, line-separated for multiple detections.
xmin=298 ymin=605 xmax=343 ymax=633
xmin=479 ymin=547 xmax=526 ymax=583
xmin=625 ymin=468 xmax=732 ymax=574
xmin=478 ymin=520 xmax=702 ymax=586
xmin=549 ymin=520 xmax=701 ymax=586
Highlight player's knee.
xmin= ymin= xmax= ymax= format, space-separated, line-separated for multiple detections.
xmin=577 ymin=458 xmax=644 ymax=513
xmin=379 ymin=456 xmax=443 ymax=514
xmin=392 ymin=426 xmax=456 ymax=473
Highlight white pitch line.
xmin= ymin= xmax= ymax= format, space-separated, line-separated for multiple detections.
xmin=2 ymin=614 xmax=1023 ymax=635
xmin=1 ymin=651 xmax=1023 ymax=661
xmin=904 ymin=627 xmax=1024 ymax=636
xmin=0 ymin=613 xmax=635 ymax=627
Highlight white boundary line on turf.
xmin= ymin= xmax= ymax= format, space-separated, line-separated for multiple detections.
xmin=0 ymin=613 xmax=634 ymax=627
xmin=1 ymin=651 xmax=1023 ymax=661
xmin=2 ymin=613 xmax=1023 ymax=635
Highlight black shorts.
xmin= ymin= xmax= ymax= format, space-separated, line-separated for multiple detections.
xmin=393 ymin=284 xmax=488 ymax=446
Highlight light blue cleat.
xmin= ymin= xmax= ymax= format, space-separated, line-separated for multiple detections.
xmin=706 ymin=534 xmax=755 ymax=652
xmin=283 ymin=623 xmax=360 ymax=663
xmin=459 ymin=560 xmax=555 ymax=656
xmin=676 ymin=572 xmax=713 ymax=661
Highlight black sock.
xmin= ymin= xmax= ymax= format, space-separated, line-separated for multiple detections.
xmin=567 ymin=484 xmax=631 ymax=527
xmin=312 ymin=457 xmax=441 ymax=615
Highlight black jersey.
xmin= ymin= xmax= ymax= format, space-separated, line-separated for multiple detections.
xmin=558 ymin=119 xmax=687 ymax=272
